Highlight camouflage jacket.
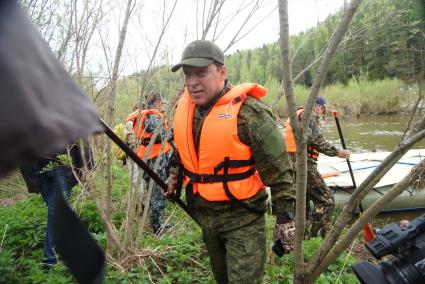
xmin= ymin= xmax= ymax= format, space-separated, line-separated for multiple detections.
xmin=307 ymin=111 xmax=339 ymax=163
xmin=124 ymin=111 xmax=167 ymax=146
xmin=172 ymin=83 xmax=295 ymax=215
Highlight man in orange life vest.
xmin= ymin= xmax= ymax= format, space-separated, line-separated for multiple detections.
xmin=125 ymin=92 xmax=171 ymax=234
xmin=285 ymin=97 xmax=350 ymax=238
xmin=165 ymin=40 xmax=295 ymax=283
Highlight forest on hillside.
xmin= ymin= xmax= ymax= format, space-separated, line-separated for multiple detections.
xmin=225 ymin=0 xmax=425 ymax=86
xmin=120 ymin=0 xmax=424 ymax=119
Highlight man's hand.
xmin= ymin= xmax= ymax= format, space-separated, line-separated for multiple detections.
xmin=163 ymin=173 xmax=177 ymax=198
xmin=400 ymin=220 xmax=410 ymax=229
xmin=272 ymin=214 xmax=295 ymax=257
xmin=337 ymin=149 xmax=351 ymax=159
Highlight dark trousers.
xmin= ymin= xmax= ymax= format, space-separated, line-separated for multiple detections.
xmin=39 ymin=167 xmax=71 ymax=265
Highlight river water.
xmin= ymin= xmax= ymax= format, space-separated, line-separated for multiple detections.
xmin=320 ymin=113 xmax=425 ymax=153
xmin=320 ymin=114 xmax=425 ymax=222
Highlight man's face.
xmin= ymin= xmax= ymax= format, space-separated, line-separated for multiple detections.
xmin=152 ymin=100 xmax=162 ymax=111
xmin=313 ymin=104 xmax=324 ymax=114
xmin=183 ymin=64 xmax=227 ymax=107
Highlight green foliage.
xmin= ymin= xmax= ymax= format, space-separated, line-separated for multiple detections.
xmin=0 ymin=250 xmax=19 ymax=283
xmin=76 ymin=200 xmax=105 ymax=234
xmin=0 ymin=196 xmax=46 ymax=255
xmin=0 ymin=196 xmax=75 ymax=281
xmin=273 ymin=77 xmax=416 ymax=117
xmin=0 ymin=170 xmax=362 ymax=283
xmin=265 ymin=237 xmax=358 ymax=284
xmin=226 ymin=0 xmax=424 ymax=87
xmin=41 ymin=154 xmax=73 ymax=172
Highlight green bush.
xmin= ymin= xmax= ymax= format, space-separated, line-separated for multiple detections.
xmin=0 ymin=196 xmax=46 ymax=257
xmin=265 ymin=237 xmax=358 ymax=283
xmin=272 ymin=78 xmax=416 ymax=118
xmin=0 ymin=250 xmax=19 ymax=283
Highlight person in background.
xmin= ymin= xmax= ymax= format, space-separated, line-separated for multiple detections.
xmin=285 ymin=96 xmax=351 ymax=238
xmin=124 ymin=92 xmax=171 ymax=234
xmin=19 ymin=143 xmax=86 ymax=269
xmin=165 ymin=40 xmax=295 ymax=283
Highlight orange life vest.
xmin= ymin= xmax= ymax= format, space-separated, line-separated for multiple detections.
xmin=284 ymin=108 xmax=319 ymax=160
xmin=173 ymin=83 xmax=266 ymax=202
xmin=126 ymin=109 xmax=170 ymax=160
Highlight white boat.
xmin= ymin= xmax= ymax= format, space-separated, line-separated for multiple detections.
xmin=317 ymin=149 xmax=425 ymax=213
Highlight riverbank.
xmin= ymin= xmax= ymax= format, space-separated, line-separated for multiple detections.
xmin=270 ymin=78 xmax=421 ymax=117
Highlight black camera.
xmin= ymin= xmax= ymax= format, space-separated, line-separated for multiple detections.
xmin=351 ymin=214 xmax=425 ymax=284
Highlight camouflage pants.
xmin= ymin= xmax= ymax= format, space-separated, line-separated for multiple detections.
xmin=306 ymin=161 xmax=335 ymax=238
xmin=127 ymin=152 xmax=169 ymax=233
xmin=288 ymin=155 xmax=334 ymax=238
xmin=144 ymin=153 xmax=169 ymax=233
xmin=196 ymin=198 xmax=266 ymax=284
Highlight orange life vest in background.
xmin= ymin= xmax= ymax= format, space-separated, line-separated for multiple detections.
xmin=284 ymin=108 xmax=319 ymax=160
xmin=126 ymin=109 xmax=170 ymax=160
xmin=173 ymin=83 xmax=265 ymax=202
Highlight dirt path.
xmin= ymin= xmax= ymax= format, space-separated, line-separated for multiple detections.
xmin=0 ymin=170 xmax=28 ymax=207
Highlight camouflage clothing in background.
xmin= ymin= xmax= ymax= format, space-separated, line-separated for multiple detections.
xmin=142 ymin=111 xmax=170 ymax=233
xmin=306 ymin=158 xmax=334 ymax=238
xmin=307 ymin=112 xmax=339 ymax=161
xmin=172 ymin=82 xmax=295 ymax=284
xmin=126 ymin=110 xmax=170 ymax=234
xmin=293 ymin=111 xmax=338 ymax=238
xmin=144 ymin=151 xmax=169 ymax=233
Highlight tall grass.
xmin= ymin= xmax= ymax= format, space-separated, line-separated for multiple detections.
xmin=270 ymin=78 xmax=418 ymax=117
xmin=109 ymin=76 xmax=419 ymax=127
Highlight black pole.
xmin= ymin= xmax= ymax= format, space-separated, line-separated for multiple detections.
xmin=332 ymin=112 xmax=366 ymax=212
xmin=100 ymin=119 xmax=200 ymax=226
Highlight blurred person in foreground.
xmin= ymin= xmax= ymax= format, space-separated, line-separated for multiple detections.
xmin=0 ymin=0 xmax=103 ymax=281
xmin=19 ymin=142 xmax=92 ymax=269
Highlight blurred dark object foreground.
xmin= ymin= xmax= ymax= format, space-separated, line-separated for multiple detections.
xmin=0 ymin=1 xmax=104 ymax=283
xmin=0 ymin=0 xmax=102 ymax=177
xmin=54 ymin=184 xmax=105 ymax=283
xmin=352 ymin=214 xmax=425 ymax=284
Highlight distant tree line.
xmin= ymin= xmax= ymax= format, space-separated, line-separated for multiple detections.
xmin=225 ymin=0 xmax=425 ymax=86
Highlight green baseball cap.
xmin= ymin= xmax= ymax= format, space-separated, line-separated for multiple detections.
xmin=171 ymin=40 xmax=224 ymax=72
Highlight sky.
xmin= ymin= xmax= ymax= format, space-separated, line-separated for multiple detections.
xmin=102 ymin=0 xmax=346 ymax=75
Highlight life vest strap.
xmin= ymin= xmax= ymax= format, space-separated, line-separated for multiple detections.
xmin=184 ymin=166 xmax=256 ymax=183
xmin=184 ymin=157 xmax=265 ymax=214
xmin=221 ymin=157 xmax=265 ymax=214
xmin=213 ymin=157 xmax=255 ymax=174
xmin=138 ymin=138 xmax=162 ymax=146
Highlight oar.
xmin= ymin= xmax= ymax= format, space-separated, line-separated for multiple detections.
xmin=332 ymin=111 xmax=375 ymax=241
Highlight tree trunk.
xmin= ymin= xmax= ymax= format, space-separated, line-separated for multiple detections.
xmin=277 ymin=1 xmax=306 ymax=281
xmin=278 ymin=0 xmax=363 ymax=282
